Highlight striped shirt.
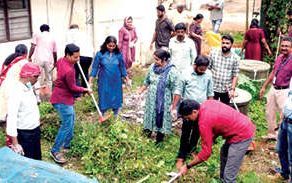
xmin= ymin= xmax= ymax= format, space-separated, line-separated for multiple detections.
xmin=209 ymin=48 xmax=239 ymax=93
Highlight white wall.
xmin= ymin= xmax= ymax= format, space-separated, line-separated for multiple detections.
xmin=0 ymin=0 xmax=158 ymax=66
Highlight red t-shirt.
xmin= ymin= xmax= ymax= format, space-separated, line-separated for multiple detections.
xmin=197 ymin=100 xmax=255 ymax=161
xmin=50 ymin=57 xmax=85 ymax=105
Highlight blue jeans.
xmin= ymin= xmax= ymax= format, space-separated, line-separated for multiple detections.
xmin=51 ymin=104 xmax=75 ymax=153
xmin=212 ymin=19 xmax=222 ymax=33
xmin=276 ymin=118 xmax=292 ymax=179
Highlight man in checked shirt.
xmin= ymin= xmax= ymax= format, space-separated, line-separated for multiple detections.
xmin=209 ymin=34 xmax=240 ymax=105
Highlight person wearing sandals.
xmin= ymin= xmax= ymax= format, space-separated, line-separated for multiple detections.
xmin=50 ymin=44 xmax=91 ymax=163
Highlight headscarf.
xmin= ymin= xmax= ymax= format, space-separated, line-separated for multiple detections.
xmin=19 ymin=62 xmax=41 ymax=78
xmin=123 ymin=16 xmax=134 ymax=30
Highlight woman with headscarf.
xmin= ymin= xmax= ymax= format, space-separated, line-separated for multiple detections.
xmin=118 ymin=16 xmax=138 ymax=72
xmin=138 ymin=49 xmax=178 ymax=144
xmin=0 ymin=44 xmax=28 ymax=122
xmin=6 ymin=62 xmax=42 ymax=160
xmin=89 ymin=36 xmax=129 ymax=117
xmin=241 ymin=18 xmax=272 ymax=61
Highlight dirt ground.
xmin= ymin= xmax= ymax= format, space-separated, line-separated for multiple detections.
xmin=197 ymin=0 xmax=262 ymax=32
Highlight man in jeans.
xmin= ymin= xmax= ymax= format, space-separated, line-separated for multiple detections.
xmin=50 ymin=44 xmax=91 ymax=163
xmin=177 ymin=99 xmax=255 ymax=182
xmin=276 ymin=78 xmax=292 ymax=181
xmin=206 ymin=0 xmax=224 ymax=33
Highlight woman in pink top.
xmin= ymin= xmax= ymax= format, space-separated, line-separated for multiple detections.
xmin=118 ymin=16 xmax=138 ymax=71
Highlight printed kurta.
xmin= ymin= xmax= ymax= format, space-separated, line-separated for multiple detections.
xmin=90 ymin=51 xmax=127 ymax=111
xmin=143 ymin=64 xmax=178 ymax=134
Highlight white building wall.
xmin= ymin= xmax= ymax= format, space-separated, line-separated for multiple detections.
xmin=0 ymin=0 xmax=157 ymax=67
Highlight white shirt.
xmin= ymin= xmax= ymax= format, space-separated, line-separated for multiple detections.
xmin=209 ymin=0 xmax=224 ymax=20
xmin=66 ymin=28 xmax=94 ymax=58
xmin=6 ymin=81 xmax=40 ymax=137
xmin=169 ymin=37 xmax=197 ymax=74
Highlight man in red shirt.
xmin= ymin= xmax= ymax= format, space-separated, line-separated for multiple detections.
xmin=50 ymin=44 xmax=91 ymax=164
xmin=177 ymin=99 xmax=255 ymax=182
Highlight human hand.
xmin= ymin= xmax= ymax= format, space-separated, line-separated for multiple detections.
xmin=129 ymin=41 xmax=135 ymax=48
xmin=229 ymin=89 xmax=235 ymax=98
xmin=84 ymin=88 xmax=93 ymax=94
xmin=170 ymin=106 xmax=178 ymax=120
xmin=176 ymin=159 xmax=184 ymax=170
xmin=11 ymin=144 xmax=24 ymax=156
xmin=179 ymin=164 xmax=188 ymax=175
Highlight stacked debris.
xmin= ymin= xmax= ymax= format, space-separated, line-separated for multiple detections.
xmin=121 ymin=92 xmax=145 ymax=123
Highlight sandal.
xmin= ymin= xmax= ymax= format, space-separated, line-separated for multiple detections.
xmin=50 ymin=152 xmax=67 ymax=164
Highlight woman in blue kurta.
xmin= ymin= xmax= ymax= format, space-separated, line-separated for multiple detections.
xmin=89 ymin=36 xmax=128 ymax=116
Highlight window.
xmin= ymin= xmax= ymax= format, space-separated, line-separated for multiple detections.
xmin=0 ymin=0 xmax=32 ymax=42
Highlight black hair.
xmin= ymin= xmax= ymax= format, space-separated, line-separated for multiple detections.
xmin=156 ymin=5 xmax=165 ymax=12
xmin=40 ymin=24 xmax=50 ymax=32
xmin=69 ymin=24 xmax=79 ymax=29
xmin=3 ymin=44 xmax=28 ymax=66
xmin=65 ymin=43 xmax=80 ymax=56
xmin=287 ymin=10 xmax=292 ymax=16
xmin=127 ymin=16 xmax=133 ymax=21
xmin=178 ymin=99 xmax=200 ymax=116
xmin=194 ymin=14 xmax=204 ymax=20
xmin=194 ymin=55 xmax=210 ymax=66
xmin=100 ymin=36 xmax=120 ymax=54
xmin=222 ymin=34 xmax=234 ymax=44
xmin=282 ymin=36 xmax=292 ymax=45
xmin=250 ymin=18 xmax=259 ymax=28
xmin=175 ymin=22 xmax=186 ymax=31
xmin=153 ymin=49 xmax=171 ymax=62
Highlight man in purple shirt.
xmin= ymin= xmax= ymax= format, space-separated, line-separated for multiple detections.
xmin=260 ymin=36 xmax=292 ymax=139
xmin=50 ymin=44 xmax=91 ymax=163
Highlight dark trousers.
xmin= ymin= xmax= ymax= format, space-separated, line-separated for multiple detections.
xmin=177 ymin=119 xmax=200 ymax=159
xmin=17 ymin=126 xmax=41 ymax=160
xmin=74 ymin=56 xmax=93 ymax=90
xmin=214 ymin=92 xmax=230 ymax=105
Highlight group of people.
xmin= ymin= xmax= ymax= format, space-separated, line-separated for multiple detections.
xmin=0 ymin=2 xmax=291 ymax=182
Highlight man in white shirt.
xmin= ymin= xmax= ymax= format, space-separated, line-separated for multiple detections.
xmin=207 ymin=0 xmax=224 ymax=33
xmin=169 ymin=22 xmax=197 ymax=77
xmin=6 ymin=63 xmax=42 ymax=160
xmin=66 ymin=24 xmax=94 ymax=98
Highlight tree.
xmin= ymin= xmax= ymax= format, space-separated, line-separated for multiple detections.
xmin=260 ymin=0 xmax=291 ymax=62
